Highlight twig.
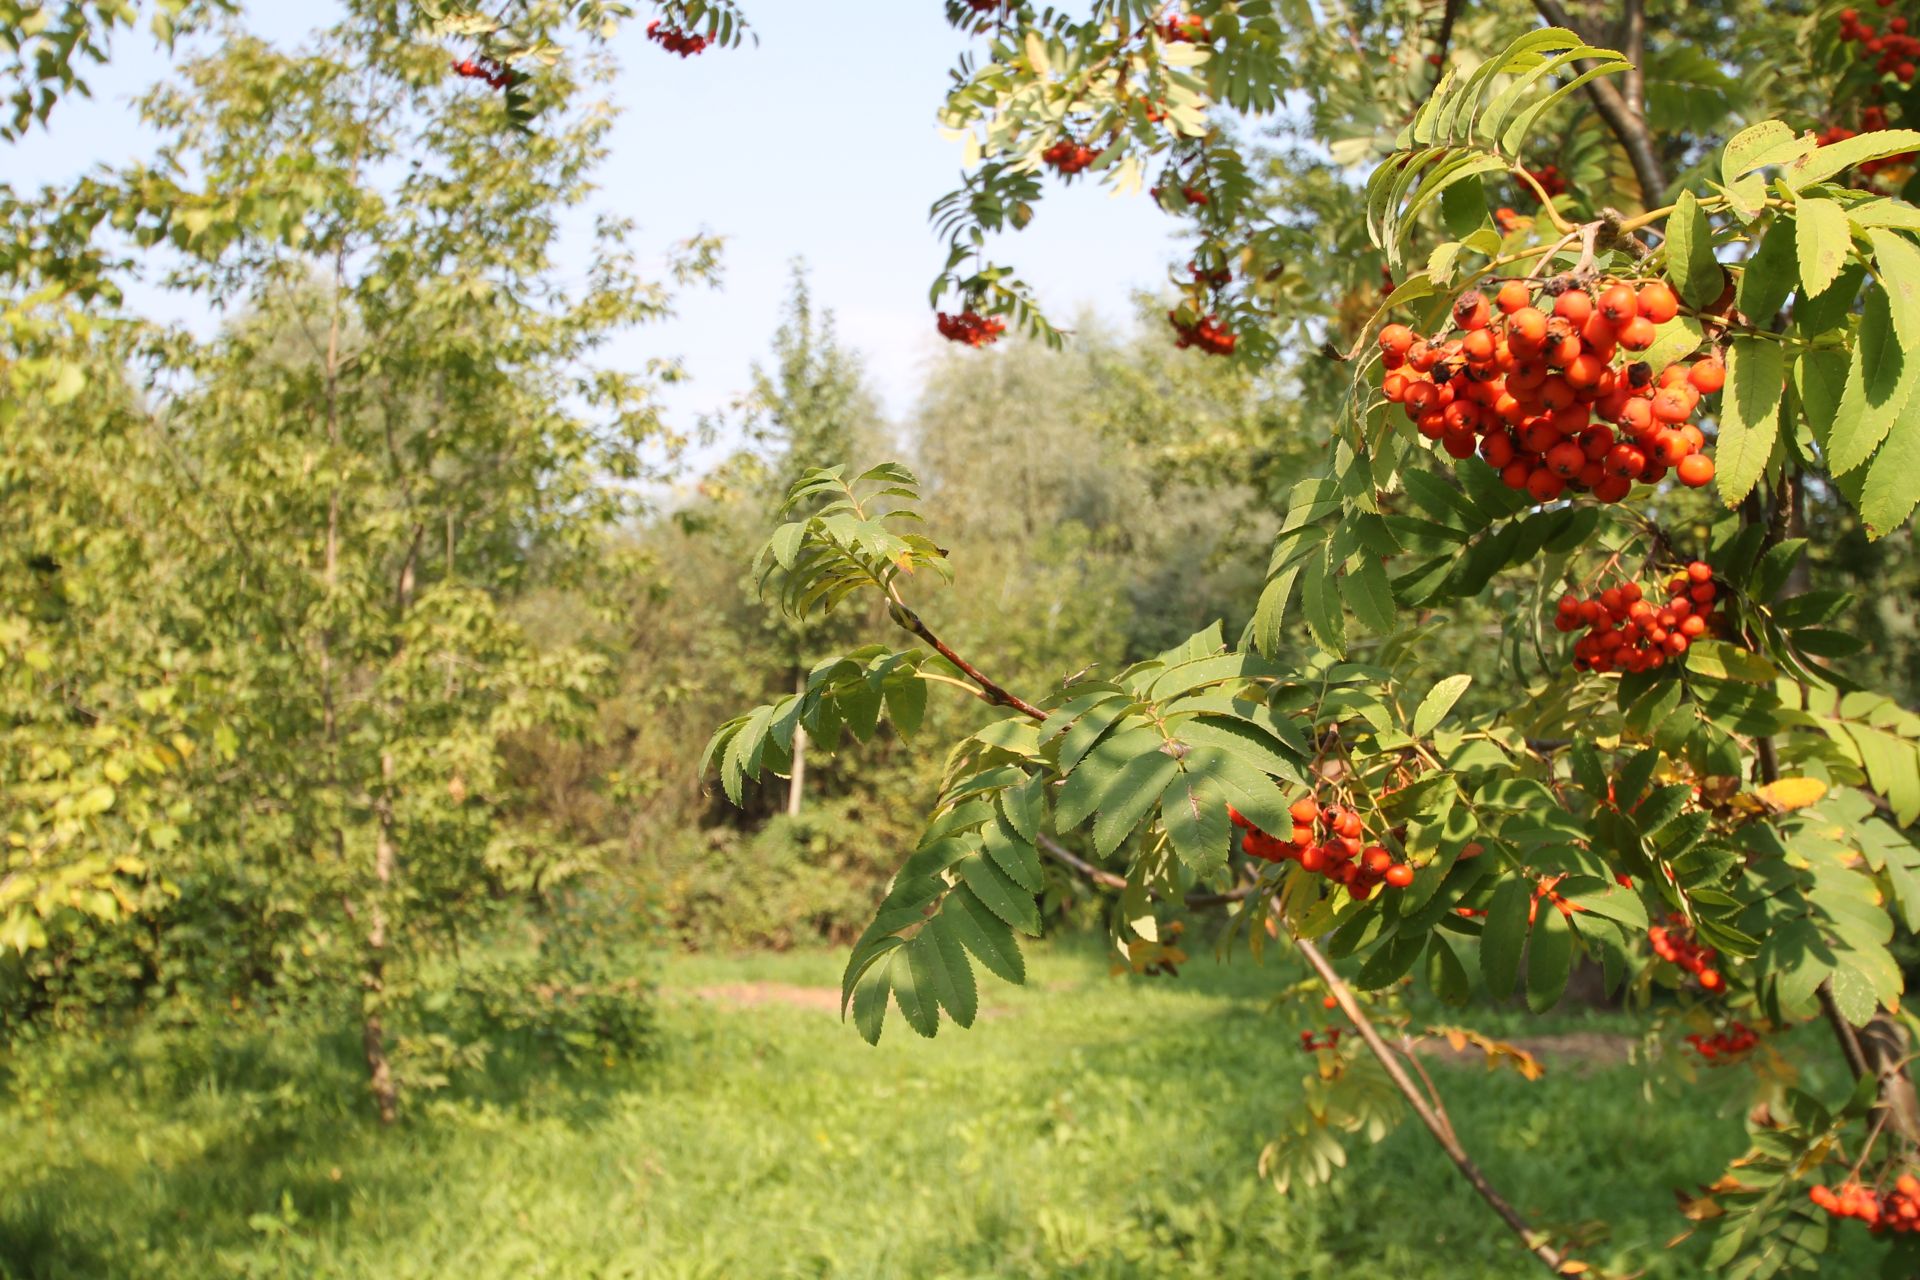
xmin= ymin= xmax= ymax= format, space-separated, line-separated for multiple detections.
xmin=1036 ymin=833 xmax=1571 ymax=1275
xmin=1037 ymin=833 xmax=1254 ymax=909
xmin=885 ymin=598 xmax=1047 ymax=721
xmin=1294 ymin=934 xmax=1571 ymax=1275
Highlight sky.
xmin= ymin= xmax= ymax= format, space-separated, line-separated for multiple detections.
xmin=7 ymin=2 xmax=1182 ymax=443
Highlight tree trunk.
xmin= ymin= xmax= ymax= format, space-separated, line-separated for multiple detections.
xmin=786 ymin=668 xmax=807 ymax=816
xmin=361 ymin=750 xmax=400 ymax=1125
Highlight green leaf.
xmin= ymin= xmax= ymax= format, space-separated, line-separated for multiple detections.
xmin=1789 ymin=130 xmax=1920 ymax=188
xmin=1827 ymin=964 xmax=1878 ymax=1028
xmin=1866 ymin=229 xmax=1920 ymax=353
xmin=1427 ymin=934 xmax=1471 ymax=1006
xmin=914 ymin=915 xmax=978 ymax=1029
xmin=1860 ymin=392 xmax=1920 ymax=537
xmin=1092 ymin=748 xmax=1181 ymax=857
xmin=1339 ymin=555 xmax=1397 ymax=635
xmin=1162 ymin=771 xmax=1229 ymax=874
xmin=1794 ymin=197 xmax=1853 ymax=300
xmin=850 ymin=944 xmax=896 ymax=1044
xmin=1526 ymin=905 xmax=1574 ymax=1013
xmin=890 ymin=945 xmax=938 ymax=1038
xmin=945 ymin=884 xmax=1025 ymax=984
xmin=1666 ymin=190 xmax=1724 ymax=309
xmin=1412 ymin=674 xmax=1473 ymax=737
xmin=1715 ymin=337 xmax=1785 ymax=505
xmin=1735 ymin=217 xmax=1796 ymax=325
xmin=1722 ymin=120 xmax=1801 ymax=182
xmin=983 ymin=814 xmax=1044 ymax=893
xmin=1481 ymin=877 xmax=1530 ymax=999
xmin=1686 ymin=640 xmax=1779 ymax=683
xmin=1302 ymin=547 xmax=1345 ymax=655
xmin=958 ymin=853 xmax=1041 ymax=936
xmin=1828 ymin=284 xmax=1915 ymax=475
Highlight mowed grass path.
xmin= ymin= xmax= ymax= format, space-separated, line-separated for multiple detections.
xmin=1 ymin=941 xmax=1872 ymax=1278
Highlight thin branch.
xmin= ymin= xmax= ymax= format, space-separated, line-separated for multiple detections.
xmin=1036 ymin=833 xmax=1254 ymax=909
xmin=886 ymin=598 xmax=1047 ymax=721
xmin=1530 ymin=0 xmax=1668 ymax=208
xmin=1294 ymin=935 xmax=1571 ymax=1276
xmin=1036 ymin=835 xmax=1570 ymax=1275
xmin=1431 ymin=0 xmax=1463 ymax=88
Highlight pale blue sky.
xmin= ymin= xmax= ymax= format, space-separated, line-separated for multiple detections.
xmin=8 ymin=2 xmax=1179 ymax=440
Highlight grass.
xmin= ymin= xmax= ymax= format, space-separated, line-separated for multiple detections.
xmin=0 ymin=937 xmax=1875 ymax=1279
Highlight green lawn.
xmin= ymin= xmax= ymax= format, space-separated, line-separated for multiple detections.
xmin=0 ymin=940 xmax=1872 ymax=1278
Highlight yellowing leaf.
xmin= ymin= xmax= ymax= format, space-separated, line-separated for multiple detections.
xmin=1753 ymin=777 xmax=1827 ymax=812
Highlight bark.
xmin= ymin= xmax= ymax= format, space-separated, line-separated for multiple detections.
xmin=786 ymin=668 xmax=807 ymax=816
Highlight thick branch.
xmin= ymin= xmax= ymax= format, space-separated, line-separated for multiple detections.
xmin=1530 ymin=0 xmax=1667 ymax=208
xmin=887 ymin=600 xmax=1047 ymax=721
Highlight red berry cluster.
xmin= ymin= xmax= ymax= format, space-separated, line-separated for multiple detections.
xmin=452 ymin=56 xmax=516 ymax=90
xmin=1379 ymin=277 xmax=1723 ymax=504
xmin=1649 ymin=916 xmax=1725 ymax=992
xmin=1684 ymin=1021 xmax=1758 ymax=1063
xmin=1523 ymin=163 xmax=1567 ymax=199
xmin=1161 ymin=14 xmax=1208 ymax=42
xmin=1838 ymin=6 xmax=1920 ymax=84
xmin=1300 ymin=1026 xmax=1345 ymax=1052
xmin=1169 ymin=310 xmax=1237 ymax=355
xmin=1811 ymin=1175 xmax=1920 ymax=1234
xmin=646 ymin=20 xmax=709 ymax=57
xmin=1231 ymin=798 xmax=1415 ymax=901
xmin=935 ymin=310 xmax=1006 ymax=347
xmin=1190 ymin=261 xmax=1231 ymax=288
xmin=963 ymin=0 xmax=1008 ymax=11
xmin=1043 ymin=137 xmax=1099 ymax=175
xmin=1553 ymin=560 xmax=1720 ymax=673
xmin=1151 ymin=183 xmax=1210 ymax=207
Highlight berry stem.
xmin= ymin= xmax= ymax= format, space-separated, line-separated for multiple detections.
xmin=884 ymin=595 xmax=1046 ymax=721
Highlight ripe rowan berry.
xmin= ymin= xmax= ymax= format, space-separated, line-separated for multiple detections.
xmin=1384 ymin=863 xmax=1415 ymax=888
xmin=1688 ymin=357 xmax=1726 ymax=394
xmin=1598 ymin=283 xmax=1639 ymax=324
xmin=1636 ymin=281 xmax=1679 ymax=324
xmin=1496 ymin=280 xmax=1532 ymax=313
xmin=1677 ymin=453 xmax=1715 ymax=487
xmin=1616 ymin=316 xmax=1657 ymax=351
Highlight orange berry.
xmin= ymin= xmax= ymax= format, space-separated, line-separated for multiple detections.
xmin=1617 ymin=316 xmax=1658 ymax=351
xmin=1379 ymin=324 xmax=1416 ymax=357
xmin=1636 ymin=280 xmax=1679 ymax=324
xmin=1495 ymin=280 xmax=1532 ymax=313
xmin=1384 ymin=863 xmax=1415 ymax=888
xmin=1688 ymin=358 xmax=1726 ymax=394
xmin=1290 ymin=795 xmax=1320 ymax=825
xmin=1507 ymin=306 xmax=1549 ymax=348
xmin=1598 ymin=283 xmax=1639 ymax=324
xmin=1552 ymin=289 xmax=1594 ymax=324
xmin=1453 ymin=290 xmax=1493 ymax=330
xmin=1676 ymin=452 xmax=1715 ymax=487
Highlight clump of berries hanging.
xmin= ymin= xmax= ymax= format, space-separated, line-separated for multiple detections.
xmin=1649 ymin=915 xmax=1725 ymax=991
xmin=1231 ymin=796 xmax=1415 ymax=901
xmin=936 ymin=310 xmax=1006 ymax=347
xmin=1300 ymin=1026 xmax=1344 ymax=1052
xmin=1161 ymin=14 xmax=1208 ymax=43
xmin=1554 ymin=560 xmax=1721 ymax=673
xmin=963 ymin=0 xmax=1009 ymax=11
xmin=1043 ymin=136 xmax=1098 ymax=175
xmin=647 ymin=20 xmax=710 ymax=57
xmin=1684 ymin=1021 xmax=1758 ymax=1064
xmin=1521 ymin=163 xmax=1567 ymax=201
xmin=1379 ymin=276 xmax=1722 ymax=503
xmin=452 ymin=54 xmax=517 ymax=90
xmin=1810 ymin=1174 xmax=1920 ymax=1234
xmin=1170 ymin=310 xmax=1237 ymax=356
xmin=1837 ymin=6 xmax=1920 ymax=85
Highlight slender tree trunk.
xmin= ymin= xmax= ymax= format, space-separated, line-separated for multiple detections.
xmin=786 ymin=667 xmax=807 ymax=816
xmin=362 ymin=750 xmax=400 ymax=1125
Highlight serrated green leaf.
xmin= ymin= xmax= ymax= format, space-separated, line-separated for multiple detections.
xmin=1716 ymin=337 xmax=1785 ymax=506
xmin=1794 ymin=197 xmax=1852 ymax=299
xmin=1413 ymin=674 xmax=1472 ymax=737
